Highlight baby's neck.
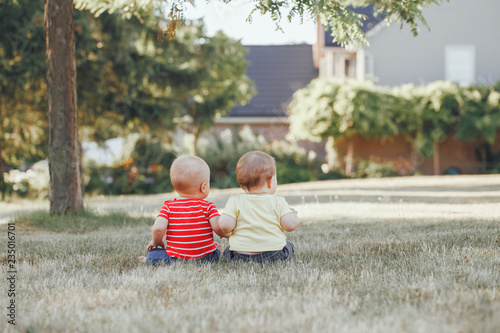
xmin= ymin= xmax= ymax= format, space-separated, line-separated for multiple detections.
xmin=244 ymin=186 xmax=272 ymax=195
xmin=177 ymin=192 xmax=206 ymax=199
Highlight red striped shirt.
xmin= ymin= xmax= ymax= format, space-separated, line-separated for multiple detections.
xmin=158 ymin=198 xmax=220 ymax=260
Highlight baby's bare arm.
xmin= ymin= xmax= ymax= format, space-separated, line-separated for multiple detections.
xmin=147 ymin=217 xmax=168 ymax=250
xmin=280 ymin=208 xmax=299 ymax=232
xmin=219 ymin=214 xmax=237 ymax=235
xmin=209 ymin=216 xmax=231 ymax=238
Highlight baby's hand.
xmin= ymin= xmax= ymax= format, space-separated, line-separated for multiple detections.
xmin=214 ymin=242 xmax=224 ymax=251
xmin=291 ymin=208 xmax=298 ymax=216
xmin=146 ymin=240 xmax=165 ymax=251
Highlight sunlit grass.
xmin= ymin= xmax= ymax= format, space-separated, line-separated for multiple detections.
xmin=1 ymin=176 xmax=500 ymax=332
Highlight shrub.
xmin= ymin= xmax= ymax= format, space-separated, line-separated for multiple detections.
xmin=199 ymin=127 xmax=346 ymax=189
xmin=84 ymin=128 xmax=347 ymax=195
xmin=268 ymin=140 xmax=332 ymax=184
xmin=355 ymin=160 xmax=398 ymax=178
xmin=3 ymin=160 xmax=49 ymax=199
xmin=84 ymin=139 xmax=176 ymax=195
xmin=198 ymin=127 xmax=268 ymax=189
xmin=288 ymin=79 xmax=500 ymax=172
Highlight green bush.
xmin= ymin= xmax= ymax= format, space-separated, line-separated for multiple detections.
xmin=288 ymin=79 xmax=500 ymax=174
xmin=84 ymin=139 xmax=176 ymax=195
xmin=198 ymin=127 xmax=266 ymax=189
xmin=268 ymin=140 xmax=343 ymax=184
xmin=2 ymin=160 xmax=49 ymax=199
xmin=199 ymin=127 xmax=346 ymax=189
xmin=355 ymin=160 xmax=398 ymax=178
xmin=84 ymin=128 xmax=347 ymax=195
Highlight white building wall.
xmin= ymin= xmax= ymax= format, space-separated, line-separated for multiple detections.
xmin=366 ymin=0 xmax=500 ymax=86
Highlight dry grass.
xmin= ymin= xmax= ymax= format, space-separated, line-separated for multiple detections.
xmin=1 ymin=175 xmax=500 ymax=333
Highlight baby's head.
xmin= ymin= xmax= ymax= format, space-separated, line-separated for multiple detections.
xmin=170 ymin=155 xmax=210 ymax=199
xmin=236 ymin=151 xmax=277 ymax=193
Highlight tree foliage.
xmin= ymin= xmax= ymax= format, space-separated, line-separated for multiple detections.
xmin=78 ymin=12 xmax=252 ymax=149
xmin=1 ymin=0 xmax=252 ymax=202
xmin=456 ymin=86 xmax=500 ymax=144
xmin=245 ymin=0 xmax=446 ymax=46
xmin=393 ymin=81 xmax=462 ymax=157
xmin=218 ymin=0 xmax=445 ymax=46
xmin=288 ymin=79 xmax=411 ymax=141
xmin=1 ymin=1 xmax=252 ymax=157
xmin=0 ymin=0 xmax=48 ymax=165
xmin=0 ymin=0 xmax=48 ymax=198
xmin=164 ymin=25 xmax=254 ymax=153
xmin=75 ymin=0 xmax=447 ymax=47
xmin=75 ymin=10 xmax=186 ymax=142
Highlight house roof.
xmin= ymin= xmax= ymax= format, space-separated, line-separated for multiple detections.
xmin=229 ymin=44 xmax=318 ymax=117
xmin=324 ymin=4 xmax=386 ymax=47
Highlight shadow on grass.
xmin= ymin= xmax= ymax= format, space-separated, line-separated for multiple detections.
xmin=15 ymin=210 xmax=151 ymax=233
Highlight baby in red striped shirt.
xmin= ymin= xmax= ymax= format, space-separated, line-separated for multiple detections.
xmin=139 ymin=155 xmax=230 ymax=265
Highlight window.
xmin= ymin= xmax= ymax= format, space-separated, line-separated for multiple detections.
xmin=445 ymin=45 xmax=475 ymax=86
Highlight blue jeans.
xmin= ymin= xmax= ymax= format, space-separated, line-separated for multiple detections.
xmin=223 ymin=241 xmax=295 ymax=263
xmin=146 ymin=247 xmax=221 ymax=266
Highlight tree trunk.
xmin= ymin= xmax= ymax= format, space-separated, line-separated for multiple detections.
xmin=192 ymin=125 xmax=200 ymax=156
xmin=0 ymin=148 xmax=5 ymax=201
xmin=433 ymin=141 xmax=440 ymax=175
xmin=476 ymin=142 xmax=489 ymax=174
xmin=0 ymin=97 xmax=5 ymax=200
xmin=45 ymin=0 xmax=83 ymax=214
xmin=345 ymin=139 xmax=354 ymax=176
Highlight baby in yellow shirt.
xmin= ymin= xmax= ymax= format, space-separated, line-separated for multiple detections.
xmin=219 ymin=151 xmax=299 ymax=262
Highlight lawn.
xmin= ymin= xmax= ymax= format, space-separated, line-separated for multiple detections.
xmin=1 ymin=175 xmax=499 ymax=332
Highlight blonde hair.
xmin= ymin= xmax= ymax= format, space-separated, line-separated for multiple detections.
xmin=170 ymin=155 xmax=209 ymax=194
xmin=236 ymin=151 xmax=276 ymax=190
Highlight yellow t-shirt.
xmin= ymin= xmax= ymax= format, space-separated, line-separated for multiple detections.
xmin=222 ymin=194 xmax=293 ymax=252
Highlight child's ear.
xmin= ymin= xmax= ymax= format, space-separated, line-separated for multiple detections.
xmin=267 ymin=177 xmax=273 ymax=188
xmin=200 ymin=181 xmax=208 ymax=193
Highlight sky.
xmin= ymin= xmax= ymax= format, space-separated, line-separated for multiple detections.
xmin=183 ymin=0 xmax=317 ymax=45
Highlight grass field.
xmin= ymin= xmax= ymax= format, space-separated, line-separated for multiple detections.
xmin=1 ymin=175 xmax=499 ymax=332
